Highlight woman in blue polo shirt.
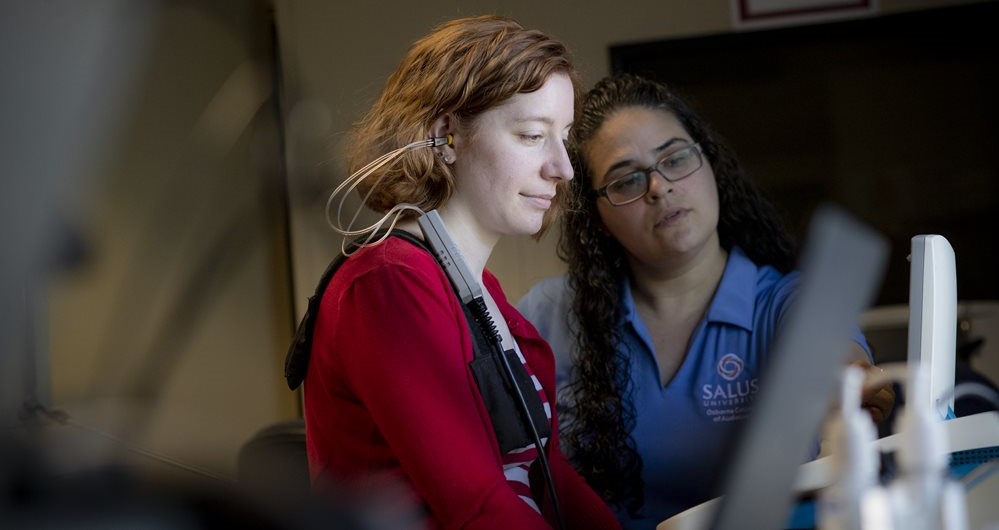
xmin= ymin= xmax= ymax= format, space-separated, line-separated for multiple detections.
xmin=517 ymin=73 xmax=896 ymax=530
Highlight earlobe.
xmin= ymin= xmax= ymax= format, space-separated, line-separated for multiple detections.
xmin=436 ymin=150 xmax=454 ymax=165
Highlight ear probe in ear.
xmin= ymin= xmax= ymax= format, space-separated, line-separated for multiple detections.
xmin=431 ymin=134 xmax=453 ymax=147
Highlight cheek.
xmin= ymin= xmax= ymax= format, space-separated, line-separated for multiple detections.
xmin=482 ymin=155 xmax=521 ymax=192
xmin=703 ymin=173 xmax=721 ymax=221
xmin=597 ymin=202 xmax=640 ymax=241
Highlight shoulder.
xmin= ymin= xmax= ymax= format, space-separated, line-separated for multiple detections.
xmin=728 ymin=247 xmax=799 ymax=306
xmin=757 ymin=263 xmax=799 ymax=305
xmin=513 ymin=275 xmax=578 ymax=354
xmin=712 ymin=247 xmax=799 ymax=330
xmin=330 ymin=236 xmax=450 ymax=301
xmin=342 ymin=235 xmax=436 ymax=272
xmin=515 ymin=275 xmax=572 ymax=321
xmin=318 ymin=237 xmax=469 ymax=358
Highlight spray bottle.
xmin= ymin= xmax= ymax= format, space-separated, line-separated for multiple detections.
xmin=819 ymin=364 xmax=889 ymax=530
xmin=886 ymin=364 xmax=968 ymax=530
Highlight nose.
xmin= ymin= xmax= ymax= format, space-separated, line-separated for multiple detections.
xmin=645 ymin=170 xmax=672 ymax=201
xmin=543 ymin=140 xmax=574 ymax=182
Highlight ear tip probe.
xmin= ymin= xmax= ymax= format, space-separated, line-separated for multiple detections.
xmin=430 ymin=134 xmax=453 ymax=147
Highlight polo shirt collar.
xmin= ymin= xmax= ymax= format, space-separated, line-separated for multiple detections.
xmin=705 ymin=246 xmax=756 ymax=330
xmin=619 ymin=246 xmax=757 ymax=332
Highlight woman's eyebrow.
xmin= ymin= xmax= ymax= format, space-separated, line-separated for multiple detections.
xmin=604 ymin=137 xmax=687 ymax=176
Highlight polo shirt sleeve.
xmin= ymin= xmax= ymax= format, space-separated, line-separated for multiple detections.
xmin=516 ymin=276 xmax=578 ymax=390
xmin=773 ymin=271 xmax=873 ymax=361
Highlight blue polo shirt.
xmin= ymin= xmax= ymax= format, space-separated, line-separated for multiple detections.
xmin=517 ymin=247 xmax=871 ymax=530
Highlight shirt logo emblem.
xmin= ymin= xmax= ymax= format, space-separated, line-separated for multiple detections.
xmin=717 ymin=353 xmax=744 ymax=381
xmin=702 ymin=352 xmax=757 ymax=422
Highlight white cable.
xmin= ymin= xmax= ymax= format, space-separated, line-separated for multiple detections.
xmin=339 ymin=203 xmax=424 ymax=256
xmin=323 ymin=137 xmax=445 ymax=255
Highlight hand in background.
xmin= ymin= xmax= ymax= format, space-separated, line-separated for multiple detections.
xmin=850 ymin=359 xmax=896 ymax=424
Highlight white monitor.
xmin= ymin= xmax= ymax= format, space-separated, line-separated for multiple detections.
xmin=907 ymin=234 xmax=957 ymax=418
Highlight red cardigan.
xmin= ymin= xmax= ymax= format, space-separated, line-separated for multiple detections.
xmin=303 ymin=237 xmax=619 ymax=530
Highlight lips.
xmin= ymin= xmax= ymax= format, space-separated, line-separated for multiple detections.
xmin=655 ymin=208 xmax=688 ymax=227
xmin=523 ymin=193 xmax=555 ymax=209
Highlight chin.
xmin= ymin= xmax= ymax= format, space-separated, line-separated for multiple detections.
xmin=509 ymin=212 xmax=544 ymax=235
xmin=509 ymin=220 xmax=543 ymax=237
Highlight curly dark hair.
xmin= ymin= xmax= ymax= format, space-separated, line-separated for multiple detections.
xmin=558 ymin=73 xmax=796 ymax=512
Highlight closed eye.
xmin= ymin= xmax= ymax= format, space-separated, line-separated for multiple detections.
xmin=663 ymin=149 xmax=694 ymax=168
xmin=610 ymin=172 xmax=647 ymax=193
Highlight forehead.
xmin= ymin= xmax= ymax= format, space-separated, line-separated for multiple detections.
xmin=471 ymin=72 xmax=575 ymax=128
xmin=585 ymin=106 xmax=690 ymax=181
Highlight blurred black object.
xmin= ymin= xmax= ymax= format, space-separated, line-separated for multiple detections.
xmin=1 ymin=421 xmax=407 ymax=530
xmin=955 ymin=337 xmax=999 ymax=417
xmin=237 ymin=419 xmax=310 ymax=508
xmin=234 ymin=419 xmax=429 ymax=530
xmin=0 ymin=432 xmax=281 ymax=529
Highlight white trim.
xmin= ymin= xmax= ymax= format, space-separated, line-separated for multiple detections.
xmin=730 ymin=0 xmax=879 ymax=31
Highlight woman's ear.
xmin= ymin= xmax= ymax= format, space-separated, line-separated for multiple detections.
xmin=430 ymin=114 xmax=455 ymax=164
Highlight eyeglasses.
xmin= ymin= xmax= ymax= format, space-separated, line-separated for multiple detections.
xmin=594 ymin=143 xmax=703 ymax=206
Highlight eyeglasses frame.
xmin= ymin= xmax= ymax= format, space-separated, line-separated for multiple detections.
xmin=593 ymin=143 xmax=704 ymax=206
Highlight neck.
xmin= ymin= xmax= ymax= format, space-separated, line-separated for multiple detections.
xmin=431 ymin=206 xmax=496 ymax=278
xmin=628 ymin=241 xmax=728 ymax=316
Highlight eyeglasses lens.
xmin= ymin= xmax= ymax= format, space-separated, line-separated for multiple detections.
xmin=607 ymin=146 xmax=702 ymax=205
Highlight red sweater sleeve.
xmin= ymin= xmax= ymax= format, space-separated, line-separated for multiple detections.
xmin=306 ymin=240 xmax=552 ymax=530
